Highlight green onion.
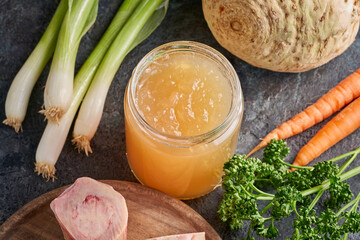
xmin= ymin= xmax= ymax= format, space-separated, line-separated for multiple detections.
xmin=72 ymin=0 xmax=168 ymax=154
xmin=41 ymin=0 xmax=99 ymax=122
xmin=3 ymin=0 xmax=68 ymax=132
xmin=35 ymin=0 xmax=143 ymax=181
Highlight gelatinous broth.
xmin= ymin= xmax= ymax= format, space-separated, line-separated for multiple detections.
xmin=125 ymin=51 xmax=240 ymax=199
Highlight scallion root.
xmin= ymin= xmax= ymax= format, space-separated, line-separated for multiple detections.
xmin=3 ymin=118 xmax=22 ymax=133
xmin=72 ymin=135 xmax=93 ymax=156
xmin=34 ymin=162 xmax=56 ymax=182
xmin=39 ymin=106 xmax=64 ymax=123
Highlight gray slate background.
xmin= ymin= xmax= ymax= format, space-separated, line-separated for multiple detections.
xmin=0 ymin=0 xmax=359 ymax=239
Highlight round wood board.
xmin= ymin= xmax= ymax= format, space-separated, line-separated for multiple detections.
xmin=0 ymin=180 xmax=221 ymax=240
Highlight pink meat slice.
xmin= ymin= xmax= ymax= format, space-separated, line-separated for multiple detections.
xmin=147 ymin=232 xmax=205 ymax=240
xmin=50 ymin=177 xmax=128 ymax=240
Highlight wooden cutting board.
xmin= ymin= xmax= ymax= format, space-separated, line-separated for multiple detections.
xmin=0 ymin=180 xmax=221 ymax=240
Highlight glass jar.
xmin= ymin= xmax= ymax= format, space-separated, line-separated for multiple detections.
xmin=124 ymin=41 xmax=243 ymax=199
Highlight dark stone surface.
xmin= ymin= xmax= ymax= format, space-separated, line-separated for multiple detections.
xmin=0 ymin=0 xmax=359 ymax=239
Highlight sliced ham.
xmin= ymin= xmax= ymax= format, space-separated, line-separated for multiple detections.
xmin=50 ymin=177 xmax=128 ymax=240
xmin=147 ymin=232 xmax=205 ymax=240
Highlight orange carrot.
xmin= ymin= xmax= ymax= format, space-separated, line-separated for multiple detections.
xmin=247 ymin=68 xmax=360 ymax=157
xmin=293 ymin=96 xmax=360 ymax=166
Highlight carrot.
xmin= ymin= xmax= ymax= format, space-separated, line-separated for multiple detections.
xmin=293 ymin=96 xmax=360 ymax=166
xmin=247 ymin=68 xmax=360 ymax=157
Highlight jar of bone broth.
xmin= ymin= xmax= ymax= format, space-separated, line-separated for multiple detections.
xmin=124 ymin=41 xmax=243 ymax=199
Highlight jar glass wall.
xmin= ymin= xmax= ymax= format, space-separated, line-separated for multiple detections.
xmin=124 ymin=41 xmax=243 ymax=199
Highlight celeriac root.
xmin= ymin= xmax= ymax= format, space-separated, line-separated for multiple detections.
xmin=202 ymin=0 xmax=360 ymax=72
xmin=3 ymin=118 xmax=22 ymax=133
xmin=72 ymin=135 xmax=93 ymax=156
xmin=39 ymin=106 xmax=64 ymax=123
xmin=34 ymin=162 xmax=56 ymax=182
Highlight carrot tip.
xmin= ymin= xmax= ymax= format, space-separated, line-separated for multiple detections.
xmin=247 ymin=142 xmax=266 ymax=157
xmin=246 ymin=149 xmax=257 ymax=158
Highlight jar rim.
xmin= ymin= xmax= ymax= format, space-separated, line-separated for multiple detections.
xmin=126 ymin=41 xmax=243 ymax=146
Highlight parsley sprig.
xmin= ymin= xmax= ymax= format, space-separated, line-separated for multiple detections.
xmin=218 ymin=139 xmax=360 ymax=239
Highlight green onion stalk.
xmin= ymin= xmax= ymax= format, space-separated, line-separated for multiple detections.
xmin=72 ymin=0 xmax=168 ymax=154
xmin=41 ymin=0 xmax=99 ymax=122
xmin=35 ymin=0 xmax=168 ymax=181
xmin=3 ymin=0 xmax=68 ymax=132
